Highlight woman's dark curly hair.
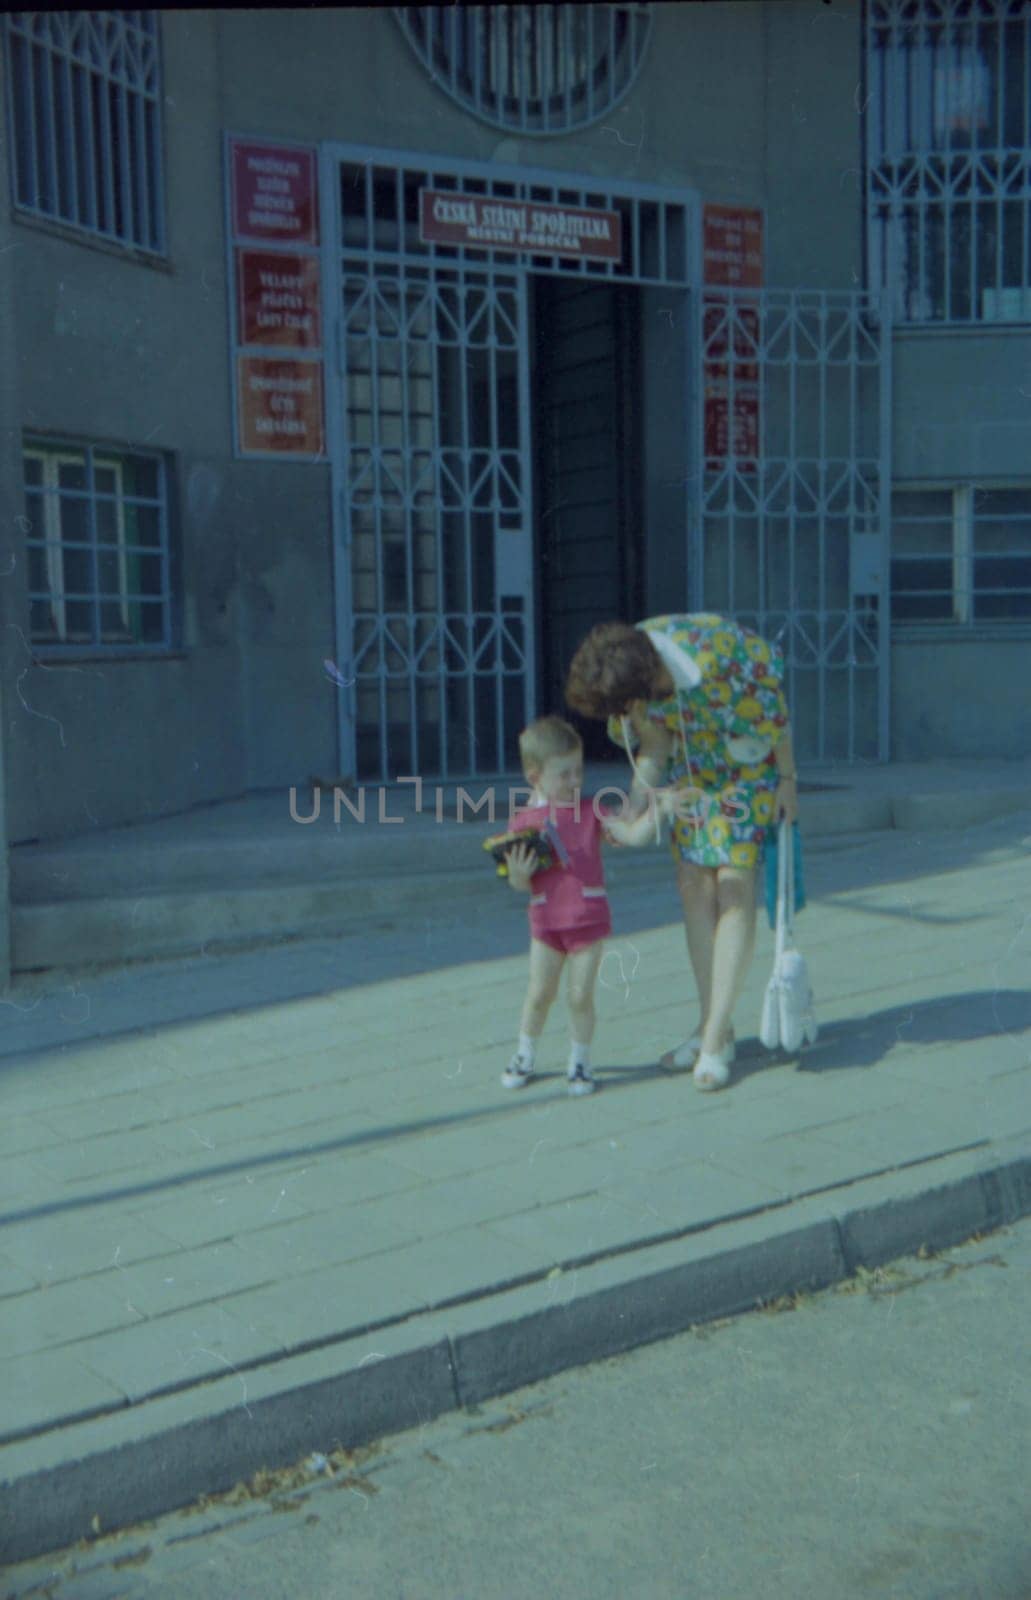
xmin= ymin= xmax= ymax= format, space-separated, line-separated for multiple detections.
xmin=564 ymin=622 xmax=662 ymax=720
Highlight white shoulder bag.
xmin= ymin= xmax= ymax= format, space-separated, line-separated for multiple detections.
xmin=759 ymin=819 xmax=818 ymax=1053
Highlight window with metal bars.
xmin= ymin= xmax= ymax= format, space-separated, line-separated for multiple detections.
xmin=4 ymin=10 xmax=165 ymax=254
xmin=23 ymin=440 xmax=173 ymax=650
xmin=395 ymin=5 xmax=651 ymax=134
xmin=866 ymin=0 xmax=1031 ymax=323
xmin=891 ymin=484 xmax=1031 ymax=621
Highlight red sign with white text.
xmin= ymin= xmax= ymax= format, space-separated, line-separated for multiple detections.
xmin=419 ymin=188 xmax=622 ymax=262
xmin=237 ymin=249 xmax=321 ymax=349
xmin=237 ymin=357 xmax=324 ymax=457
xmin=703 ymin=204 xmax=763 ymax=288
xmin=703 ymin=204 xmax=762 ymax=468
xmin=232 ymin=141 xmax=319 ymax=246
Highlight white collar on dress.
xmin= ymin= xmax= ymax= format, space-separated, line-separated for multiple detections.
xmin=643 ymin=625 xmax=702 ymax=691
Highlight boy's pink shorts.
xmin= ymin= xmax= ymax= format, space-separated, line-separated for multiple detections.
xmin=533 ymin=919 xmax=611 ymax=956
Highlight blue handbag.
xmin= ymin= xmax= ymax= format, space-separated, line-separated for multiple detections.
xmin=764 ymin=821 xmax=806 ymax=929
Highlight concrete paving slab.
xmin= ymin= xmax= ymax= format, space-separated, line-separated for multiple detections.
xmin=218 ymin=1256 xmax=433 ymax=1352
xmin=0 ymin=1346 xmax=127 ymax=1442
xmin=73 ymin=1301 xmax=281 ymax=1405
xmin=229 ymin=1209 xmax=410 ymax=1276
xmin=0 ymin=1214 xmax=184 ymax=1285
xmin=106 ymin=1241 xmax=275 ymax=1320
xmin=3 ymin=1276 xmax=145 ymax=1361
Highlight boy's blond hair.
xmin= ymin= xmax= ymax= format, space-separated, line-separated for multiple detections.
xmin=519 ymin=715 xmax=582 ymax=779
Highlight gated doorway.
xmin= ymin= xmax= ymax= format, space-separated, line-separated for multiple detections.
xmin=323 ymin=144 xmax=691 ymax=783
xmin=532 ymin=276 xmax=644 ymax=760
xmin=322 ymin=144 xmax=889 ymax=782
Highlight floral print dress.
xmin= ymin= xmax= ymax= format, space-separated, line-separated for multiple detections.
xmin=608 ymin=614 xmax=790 ymax=870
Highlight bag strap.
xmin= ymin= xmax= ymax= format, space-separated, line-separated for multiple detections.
xmin=775 ymin=817 xmax=793 ymax=958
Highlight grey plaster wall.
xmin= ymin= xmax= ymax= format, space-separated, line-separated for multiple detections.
xmin=892 ymin=330 xmax=1031 ymax=482
xmin=762 ymin=1 xmax=864 ymax=289
xmin=4 ymin=12 xmax=340 ymax=842
xmin=216 ymin=6 xmax=770 ymax=201
xmin=0 ymin=42 xmax=17 ymax=966
xmin=891 ymin=635 xmax=1031 ymax=759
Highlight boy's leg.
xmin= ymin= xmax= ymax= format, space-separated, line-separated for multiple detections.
xmin=565 ymin=938 xmax=606 ymax=1094
xmin=521 ymin=937 xmax=566 ymax=1036
xmin=502 ymin=938 xmax=564 ymax=1088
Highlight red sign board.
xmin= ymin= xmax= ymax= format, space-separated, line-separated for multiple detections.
xmin=232 ymin=141 xmax=319 ymax=246
xmin=237 ymin=249 xmax=321 ymax=349
xmin=703 ymin=204 xmax=763 ymax=288
xmin=419 ymin=188 xmax=621 ymax=262
xmin=237 ymin=357 xmax=324 ymax=457
xmin=702 ymin=204 xmax=762 ymax=467
xmin=704 ymin=386 xmax=760 ymax=462
xmin=703 ymin=301 xmax=760 ymax=381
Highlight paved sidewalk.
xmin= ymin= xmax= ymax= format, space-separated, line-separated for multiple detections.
xmin=1 ymin=805 xmax=1030 ymax=1564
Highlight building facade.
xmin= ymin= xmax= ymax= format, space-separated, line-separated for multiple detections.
xmin=1 ymin=2 xmax=1029 ymax=860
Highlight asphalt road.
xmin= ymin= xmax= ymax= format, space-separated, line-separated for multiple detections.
xmin=5 ymin=1214 xmax=1029 ymax=1600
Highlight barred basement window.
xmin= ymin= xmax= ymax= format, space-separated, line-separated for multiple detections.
xmin=395 ymin=5 xmax=651 ymax=134
xmin=891 ymin=484 xmax=1031 ymax=622
xmin=23 ymin=440 xmax=172 ymax=650
xmin=866 ymin=0 xmax=1031 ymax=323
xmin=4 ymin=10 xmax=165 ymax=253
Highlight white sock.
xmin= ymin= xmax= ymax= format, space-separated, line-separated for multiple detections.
xmin=518 ymin=1033 xmax=537 ymax=1065
xmin=568 ymin=1041 xmax=590 ymax=1074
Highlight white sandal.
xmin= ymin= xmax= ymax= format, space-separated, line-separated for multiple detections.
xmin=659 ymin=1033 xmax=701 ymax=1071
xmin=660 ymin=1033 xmax=735 ymax=1072
xmin=693 ymin=1045 xmax=733 ymax=1092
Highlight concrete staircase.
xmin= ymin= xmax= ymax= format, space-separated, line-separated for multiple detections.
xmin=11 ymin=763 xmax=1031 ymax=975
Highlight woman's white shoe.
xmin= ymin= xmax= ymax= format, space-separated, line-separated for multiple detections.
xmin=659 ymin=1033 xmax=701 ymax=1071
xmin=660 ymin=1034 xmax=735 ymax=1072
xmin=693 ymin=1045 xmax=734 ymax=1091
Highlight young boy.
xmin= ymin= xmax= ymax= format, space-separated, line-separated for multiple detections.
xmin=502 ymin=715 xmax=673 ymax=1096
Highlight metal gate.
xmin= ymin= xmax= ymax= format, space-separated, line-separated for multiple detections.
xmin=323 ymin=145 xmax=693 ymax=782
xmin=324 ymin=171 xmax=532 ymax=781
xmin=694 ymin=288 xmax=891 ymax=763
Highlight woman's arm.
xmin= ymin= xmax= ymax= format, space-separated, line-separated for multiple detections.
xmin=625 ymin=711 xmax=673 ymax=818
xmin=604 ymin=806 xmax=661 ymax=849
xmin=773 ymin=724 xmax=799 ymax=824
xmin=604 ymin=788 xmax=687 ymax=848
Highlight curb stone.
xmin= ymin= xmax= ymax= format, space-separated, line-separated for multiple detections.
xmin=3 ymin=1141 xmax=1028 ymax=1568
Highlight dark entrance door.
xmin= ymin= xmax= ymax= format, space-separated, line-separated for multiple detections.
xmin=532 ymin=278 xmax=644 ymax=759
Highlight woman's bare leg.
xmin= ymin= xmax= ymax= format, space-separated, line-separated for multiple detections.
xmin=660 ymin=862 xmax=719 ymax=1066
xmin=699 ymin=865 xmax=757 ymax=1059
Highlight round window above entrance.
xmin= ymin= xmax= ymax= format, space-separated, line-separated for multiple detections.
xmin=395 ymin=5 xmax=652 ymax=135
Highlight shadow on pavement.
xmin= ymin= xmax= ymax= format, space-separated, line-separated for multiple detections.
xmin=726 ymin=987 xmax=1031 ymax=1083
xmin=7 ymin=991 xmax=1026 ymax=1231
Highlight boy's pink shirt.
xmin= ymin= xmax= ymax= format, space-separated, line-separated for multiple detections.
xmin=510 ymin=798 xmax=612 ymax=934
